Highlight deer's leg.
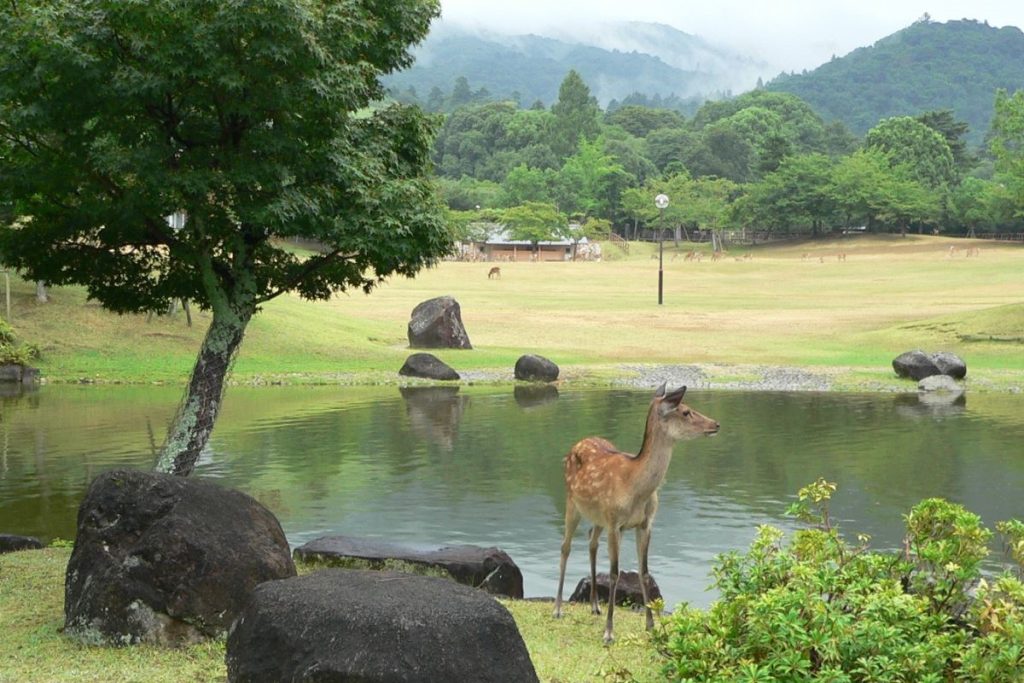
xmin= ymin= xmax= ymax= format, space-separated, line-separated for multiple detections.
xmin=603 ymin=525 xmax=622 ymax=645
xmin=588 ymin=526 xmax=604 ymax=615
xmin=554 ymin=501 xmax=581 ymax=618
xmin=638 ymin=496 xmax=659 ymax=631
xmin=636 ymin=523 xmax=654 ymax=631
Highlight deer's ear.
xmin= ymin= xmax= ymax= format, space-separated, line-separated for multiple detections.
xmin=655 ymin=382 xmax=667 ymax=398
xmin=662 ymin=386 xmax=687 ymax=410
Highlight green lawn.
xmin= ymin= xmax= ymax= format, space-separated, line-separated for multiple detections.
xmin=4 ymin=234 xmax=1023 ymax=388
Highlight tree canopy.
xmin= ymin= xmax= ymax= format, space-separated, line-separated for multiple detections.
xmin=0 ymin=0 xmax=450 ymax=475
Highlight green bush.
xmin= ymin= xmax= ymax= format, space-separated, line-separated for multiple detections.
xmin=0 ymin=317 xmax=39 ymax=365
xmin=654 ymin=479 xmax=1024 ymax=682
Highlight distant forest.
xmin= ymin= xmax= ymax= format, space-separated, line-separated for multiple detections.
xmin=416 ymin=67 xmax=1024 ymax=246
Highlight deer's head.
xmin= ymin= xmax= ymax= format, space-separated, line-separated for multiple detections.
xmin=651 ymin=383 xmax=720 ymax=441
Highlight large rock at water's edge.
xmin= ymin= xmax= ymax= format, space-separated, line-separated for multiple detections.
xmin=514 ymin=354 xmax=560 ymax=382
xmin=0 ymin=533 xmax=44 ymax=554
xmin=407 ymin=296 xmax=472 ymax=349
xmin=569 ymin=570 xmax=662 ymax=608
xmin=931 ymin=351 xmax=967 ymax=380
xmin=226 ymin=570 xmax=539 ymax=683
xmin=399 ymin=352 xmax=460 ymax=381
xmin=0 ymin=363 xmax=39 ymax=384
xmin=64 ymin=469 xmax=296 ymax=646
xmin=293 ymin=535 xmax=523 ymax=599
xmin=918 ymin=374 xmax=964 ymax=395
xmin=893 ymin=350 xmax=966 ymax=381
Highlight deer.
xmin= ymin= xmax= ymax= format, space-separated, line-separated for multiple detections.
xmin=488 ymin=266 xmax=501 ymax=279
xmin=554 ymin=384 xmax=720 ymax=644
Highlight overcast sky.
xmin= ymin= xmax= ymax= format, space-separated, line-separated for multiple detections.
xmin=439 ymin=1 xmax=1024 ymax=73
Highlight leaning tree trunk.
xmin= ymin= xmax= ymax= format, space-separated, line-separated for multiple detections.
xmin=155 ymin=297 xmax=254 ymax=477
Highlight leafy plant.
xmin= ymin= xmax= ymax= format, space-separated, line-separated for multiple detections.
xmin=654 ymin=480 xmax=1024 ymax=682
xmin=0 ymin=318 xmax=39 ymax=365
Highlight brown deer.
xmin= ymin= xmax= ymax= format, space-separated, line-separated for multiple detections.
xmin=488 ymin=266 xmax=501 ymax=279
xmin=554 ymin=384 xmax=719 ymax=643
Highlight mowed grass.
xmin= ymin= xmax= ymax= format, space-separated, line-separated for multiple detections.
xmin=0 ymin=548 xmax=662 ymax=683
xmin=4 ymin=234 xmax=1023 ymax=386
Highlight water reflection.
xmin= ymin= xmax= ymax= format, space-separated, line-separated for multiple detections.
xmin=399 ymin=386 xmax=468 ymax=451
xmin=893 ymin=391 xmax=967 ymax=420
xmin=513 ymin=384 xmax=559 ymax=409
xmin=1 ymin=386 xmax=1023 ymax=607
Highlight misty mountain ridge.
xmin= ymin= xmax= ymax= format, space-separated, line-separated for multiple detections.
xmin=766 ymin=18 xmax=1024 ymax=145
xmin=383 ymin=20 xmax=771 ymax=107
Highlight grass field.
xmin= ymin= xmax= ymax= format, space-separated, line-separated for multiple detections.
xmin=0 ymin=548 xmax=663 ymax=683
xmin=3 ymin=234 xmax=1023 ymax=388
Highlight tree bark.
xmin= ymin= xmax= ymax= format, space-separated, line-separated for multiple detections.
xmin=155 ymin=297 xmax=253 ymax=476
xmin=35 ymin=281 xmax=47 ymax=303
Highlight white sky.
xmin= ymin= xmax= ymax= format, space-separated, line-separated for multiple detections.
xmin=439 ymin=1 xmax=1024 ymax=72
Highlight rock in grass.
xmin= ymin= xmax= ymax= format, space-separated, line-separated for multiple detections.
xmin=407 ymin=296 xmax=472 ymax=349
xmin=399 ymin=352 xmax=460 ymax=381
xmin=226 ymin=569 xmax=539 ymax=683
xmin=568 ymin=571 xmax=662 ymax=608
xmin=514 ymin=354 xmax=559 ymax=382
xmin=293 ymin=535 xmax=523 ymax=599
xmin=0 ymin=534 xmax=44 ymax=554
xmin=893 ymin=350 xmax=966 ymax=381
xmin=64 ymin=469 xmax=296 ymax=646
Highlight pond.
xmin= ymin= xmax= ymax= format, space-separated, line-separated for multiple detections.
xmin=2 ymin=384 xmax=1023 ymax=608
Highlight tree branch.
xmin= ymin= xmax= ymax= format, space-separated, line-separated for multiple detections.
xmin=255 ymin=248 xmax=358 ymax=304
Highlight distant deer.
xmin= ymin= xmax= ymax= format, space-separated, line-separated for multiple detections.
xmin=488 ymin=266 xmax=501 ymax=279
xmin=554 ymin=384 xmax=720 ymax=643
xmin=837 ymin=252 xmax=846 ymax=262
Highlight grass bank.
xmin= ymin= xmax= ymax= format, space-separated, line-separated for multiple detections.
xmin=0 ymin=548 xmax=662 ymax=682
xmin=3 ymin=234 xmax=1023 ymax=390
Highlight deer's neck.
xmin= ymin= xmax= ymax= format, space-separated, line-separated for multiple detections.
xmin=632 ymin=424 xmax=676 ymax=496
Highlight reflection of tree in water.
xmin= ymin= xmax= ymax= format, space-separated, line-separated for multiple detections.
xmin=513 ymin=384 xmax=559 ymax=409
xmin=399 ymin=386 xmax=469 ymax=452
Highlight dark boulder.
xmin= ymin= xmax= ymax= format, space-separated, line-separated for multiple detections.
xmin=514 ymin=354 xmax=559 ymax=382
xmin=931 ymin=351 xmax=967 ymax=379
xmin=407 ymin=296 xmax=472 ymax=349
xmin=293 ymin=535 xmax=523 ymax=599
xmin=399 ymin=352 xmax=460 ymax=381
xmin=569 ymin=571 xmax=662 ymax=608
xmin=893 ymin=350 xmax=967 ymax=381
xmin=0 ymin=363 xmax=39 ymax=384
xmin=892 ymin=350 xmax=941 ymax=380
xmin=64 ymin=469 xmax=296 ymax=646
xmin=226 ymin=569 xmax=539 ymax=683
xmin=0 ymin=533 xmax=44 ymax=554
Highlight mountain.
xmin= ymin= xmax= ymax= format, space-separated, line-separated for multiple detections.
xmin=766 ymin=19 xmax=1024 ymax=146
xmin=382 ymin=21 xmax=770 ymax=108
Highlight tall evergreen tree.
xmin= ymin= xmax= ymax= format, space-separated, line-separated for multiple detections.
xmin=550 ymin=70 xmax=601 ymax=158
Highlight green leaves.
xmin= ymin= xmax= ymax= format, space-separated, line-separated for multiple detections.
xmin=655 ymin=481 xmax=1024 ymax=682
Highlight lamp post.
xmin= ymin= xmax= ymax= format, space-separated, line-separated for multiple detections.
xmin=655 ymin=193 xmax=669 ymax=305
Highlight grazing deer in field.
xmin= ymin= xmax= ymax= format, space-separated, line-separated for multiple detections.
xmin=837 ymin=252 xmax=846 ymax=262
xmin=710 ymin=251 xmax=722 ymax=262
xmin=488 ymin=266 xmax=501 ymax=279
xmin=554 ymin=384 xmax=720 ymax=643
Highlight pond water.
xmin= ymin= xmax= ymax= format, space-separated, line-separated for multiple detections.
xmin=2 ymin=384 xmax=1022 ymax=608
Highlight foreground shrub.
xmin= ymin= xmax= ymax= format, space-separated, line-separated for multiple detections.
xmin=654 ymin=479 xmax=1024 ymax=682
xmin=0 ymin=317 xmax=40 ymax=365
